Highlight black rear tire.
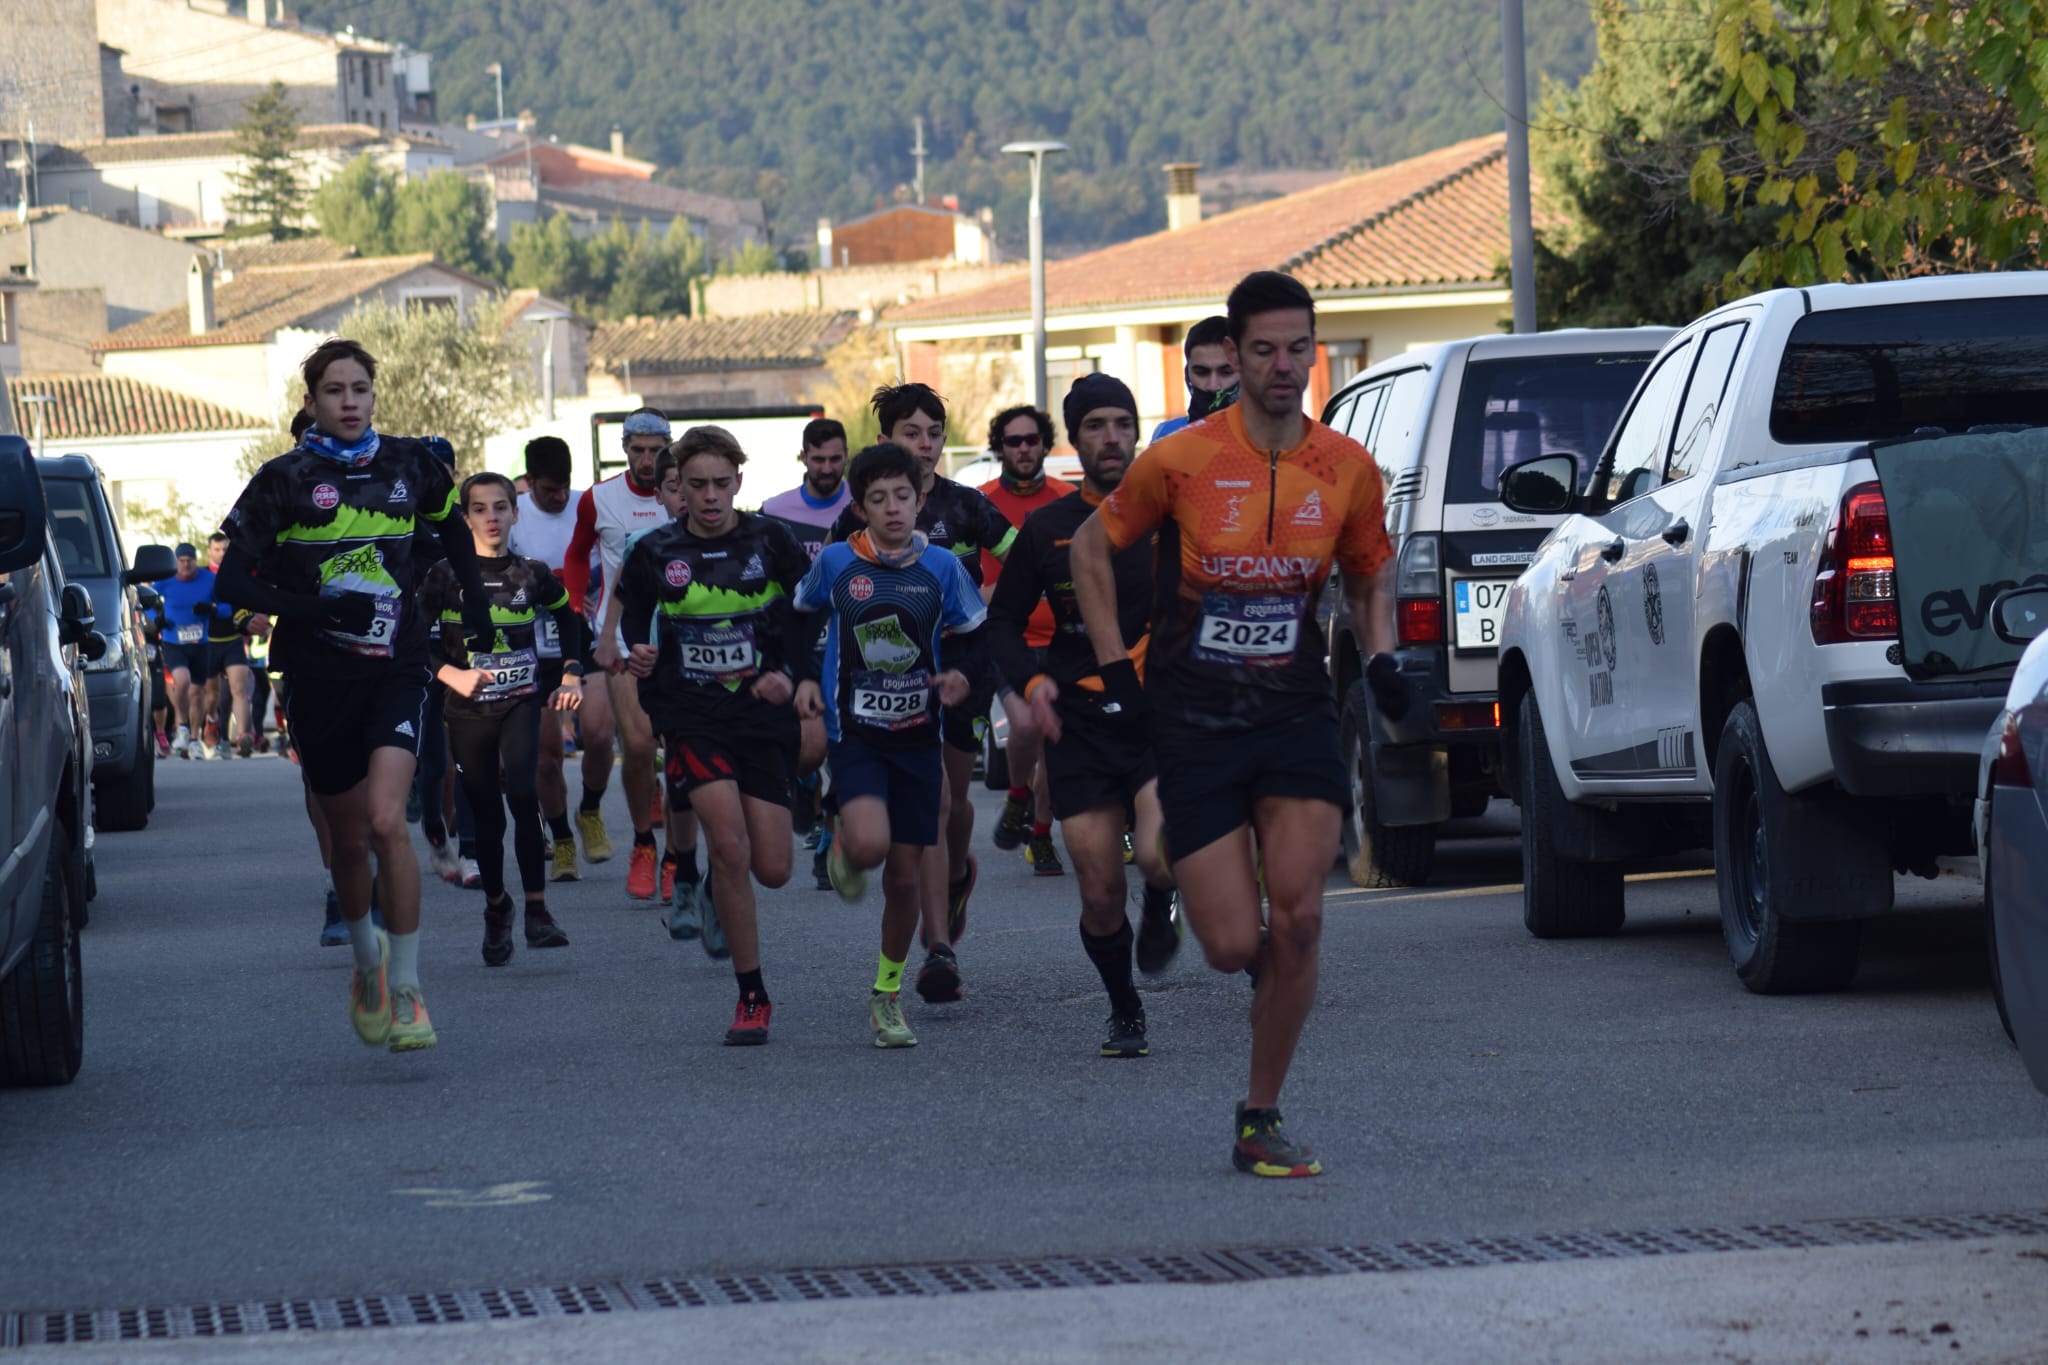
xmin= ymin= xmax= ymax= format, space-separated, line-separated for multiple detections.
xmin=1340 ymin=682 xmax=1434 ymax=888
xmin=1517 ymin=690 xmax=1624 ymax=937
xmin=95 ymin=717 xmax=152 ymax=832
xmin=1712 ymin=699 xmax=1870 ymax=994
xmin=1984 ymin=809 xmax=2016 ymax=1043
xmin=0 ymin=828 xmax=85 ymax=1086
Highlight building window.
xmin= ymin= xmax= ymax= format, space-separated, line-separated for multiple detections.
xmin=1327 ymin=339 xmax=1366 ymax=391
xmin=404 ymin=291 xmax=458 ymax=314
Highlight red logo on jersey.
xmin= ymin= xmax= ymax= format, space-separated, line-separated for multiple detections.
xmin=848 ymin=575 xmax=874 ymax=601
xmin=312 ymin=484 xmax=340 ymax=510
xmin=664 ymin=559 xmax=692 ymax=588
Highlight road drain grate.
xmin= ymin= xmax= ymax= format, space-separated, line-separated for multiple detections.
xmin=9 ymin=1209 xmax=2048 ymax=1347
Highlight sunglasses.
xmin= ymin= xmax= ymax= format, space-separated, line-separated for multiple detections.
xmin=1002 ymin=434 xmax=1043 ymax=448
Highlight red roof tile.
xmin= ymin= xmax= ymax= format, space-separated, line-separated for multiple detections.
xmin=589 ymin=311 xmax=860 ymax=374
xmin=7 ymin=373 xmax=263 ymax=438
xmin=91 ymin=254 xmax=448 ymax=351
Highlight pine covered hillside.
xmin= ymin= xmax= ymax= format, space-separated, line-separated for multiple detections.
xmin=299 ymin=0 xmax=1596 ymax=255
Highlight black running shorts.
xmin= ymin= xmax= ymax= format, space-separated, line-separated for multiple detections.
xmin=940 ymin=663 xmax=996 ymax=754
xmin=283 ymin=664 xmax=431 ymax=797
xmin=1155 ymin=702 xmax=1349 ymax=863
xmin=663 ymin=715 xmax=798 ymax=810
xmin=1044 ymin=702 xmax=1156 ymax=822
xmin=161 ymin=641 xmax=212 ymax=683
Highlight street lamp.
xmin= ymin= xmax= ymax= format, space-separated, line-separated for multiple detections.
xmin=523 ymin=304 xmax=573 ymax=421
xmin=485 ymin=62 xmax=505 ymax=123
xmin=17 ymin=391 xmax=54 ymax=459
xmin=1500 ymin=0 xmax=1536 ymax=333
xmin=1002 ymin=140 xmax=1068 ymax=412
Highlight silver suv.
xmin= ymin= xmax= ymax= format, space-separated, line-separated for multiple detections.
xmin=1320 ymin=328 xmax=1671 ymax=887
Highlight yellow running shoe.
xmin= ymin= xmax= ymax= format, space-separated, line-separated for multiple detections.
xmin=576 ymin=809 xmax=612 ymax=864
xmin=869 ymin=990 xmax=916 ymax=1048
xmin=388 ymin=985 xmax=437 ymax=1052
xmin=550 ymin=837 xmax=580 ymax=882
xmin=827 ymin=829 xmax=866 ymax=902
xmin=349 ymin=929 xmax=391 ymax=1047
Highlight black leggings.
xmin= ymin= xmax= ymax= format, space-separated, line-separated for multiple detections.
xmin=446 ymin=700 xmax=546 ymax=902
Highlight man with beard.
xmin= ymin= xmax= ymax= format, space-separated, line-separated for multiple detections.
xmin=1071 ymin=272 xmax=1398 ymax=1177
xmin=758 ymin=418 xmax=851 ymax=561
xmin=977 ymin=404 xmax=1072 ymax=874
xmin=986 ymin=375 xmax=1180 ymax=1060
xmin=1150 ymin=316 xmax=1238 ymax=442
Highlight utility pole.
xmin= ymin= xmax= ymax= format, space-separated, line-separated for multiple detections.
xmin=1002 ymin=141 xmax=1068 ymax=411
xmin=1501 ymin=0 xmax=1537 ymax=333
xmin=911 ymin=116 xmax=928 ymax=206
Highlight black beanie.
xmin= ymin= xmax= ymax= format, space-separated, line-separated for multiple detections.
xmin=1063 ymin=373 xmax=1138 ymax=444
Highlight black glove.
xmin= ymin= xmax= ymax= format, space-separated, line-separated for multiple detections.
xmin=318 ymin=592 xmax=379 ymax=637
xmin=1365 ymin=652 xmax=1409 ymax=721
xmin=193 ymin=600 xmax=215 ymax=619
xmin=1095 ymin=658 xmax=1150 ymax=727
xmin=462 ymin=600 xmax=498 ymax=656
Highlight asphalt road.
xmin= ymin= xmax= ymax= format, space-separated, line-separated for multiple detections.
xmin=5 ymin=748 xmax=2046 ymax=1321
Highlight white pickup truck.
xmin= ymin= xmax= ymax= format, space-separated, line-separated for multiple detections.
xmin=1495 ymin=274 xmax=2048 ymax=993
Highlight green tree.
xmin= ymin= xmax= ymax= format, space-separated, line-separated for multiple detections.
xmin=391 ymin=171 xmax=503 ymax=277
xmin=311 ymin=155 xmax=398 ymax=255
xmin=717 ymin=240 xmax=780 ymax=277
xmin=507 ymin=214 xmax=588 ymax=302
xmin=227 ymin=81 xmax=308 ymax=239
xmin=1695 ymin=0 xmax=2048 ymax=289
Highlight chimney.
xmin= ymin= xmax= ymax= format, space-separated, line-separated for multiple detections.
xmin=1164 ymin=163 xmax=1202 ymax=231
xmin=187 ymin=256 xmax=215 ymax=336
xmin=610 ymin=125 xmax=625 ymax=158
xmin=816 ymin=217 xmax=835 ymax=271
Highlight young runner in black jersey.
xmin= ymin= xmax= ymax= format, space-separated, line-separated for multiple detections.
xmin=420 ymin=473 xmax=593 ymax=968
xmin=828 ymin=384 xmax=1014 ymax=1002
xmin=986 ymin=374 xmax=1182 ymax=1059
xmin=615 ymin=427 xmax=816 ymax=1046
xmin=216 ymin=337 xmax=497 ymax=1053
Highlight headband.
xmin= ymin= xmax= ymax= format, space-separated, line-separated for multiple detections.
xmin=623 ymin=411 xmax=672 ymax=439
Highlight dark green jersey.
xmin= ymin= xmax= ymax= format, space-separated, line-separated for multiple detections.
xmin=220 ymin=436 xmax=458 ymax=677
xmin=419 ymin=553 xmax=581 ymax=720
xmin=615 ymin=511 xmax=813 ymax=735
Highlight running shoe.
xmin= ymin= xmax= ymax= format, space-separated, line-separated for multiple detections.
xmin=1122 ymin=831 xmax=1135 ymax=865
xmin=577 ymin=809 xmax=612 ymax=863
xmin=697 ymin=873 xmax=730 ymax=961
xmin=1136 ymin=889 xmax=1184 ymax=977
xmin=1100 ymin=1009 xmax=1149 ymax=1059
xmin=211 ymin=740 xmax=231 ymax=761
xmin=915 ymin=945 xmax=962 ymax=1004
xmin=947 ymin=853 xmax=977 ymax=945
xmin=1231 ymin=1103 xmax=1321 ymax=1178
xmin=237 ymin=734 xmax=254 ymax=759
xmin=1026 ymin=832 xmax=1065 ymax=877
xmin=664 ymin=868 xmax=701 ymax=941
xmin=426 ymin=838 xmax=461 ymax=884
xmin=256 ymin=735 xmax=272 ymax=755
xmin=992 ymin=794 xmax=1030 ymax=851
xmin=172 ymin=727 xmax=191 ymax=758
xmin=826 ymin=828 xmax=865 ymax=902
xmin=659 ymin=856 xmax=677 ymax=906
xmin=725 ymin=994 xmax=771 ymax=1046
xmin=348 ymin=928 xmax=391 ymax=1046
xmin=405 ymin=784 xmax=421 ymax=825
xmin=524 ymin=903 xmax=570 ymax=948
xmin=812 ymin=848 xmax=831 ymax=891
xmin=626 ymin=842 xmax=658 ymax=900
xmin=868 ymin=990 xmax=917 ymax=1049
xmin=203 ymin=721 xmax=220 ymax=750
xmin=387 ymin=985 xmax=438 ymax=1052
xmin=549 ymin=838 xmax=580 ymax=882
xmin=154 ymin=729 xmax=171 ymax=760
xmin=319 ymin=889 xmax=349 ymax=947
xmin=459 ymin=857 xmax=482 ymax=890
xmin=482 ymin=898 xmax=515 ymax=967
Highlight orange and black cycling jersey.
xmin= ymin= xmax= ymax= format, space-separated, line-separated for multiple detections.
xmin=1094 ymin=403 xmax=1391 ymax=734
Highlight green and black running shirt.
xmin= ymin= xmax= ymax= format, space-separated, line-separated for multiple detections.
xmin=827 ymin=474 xmax=1017 ymax=587
xmin=418 ymin=554 xmax=584 ymax=721
xmin=614 ymin=511 xmax=814 ymax=737
xmin=220 ymin=436 xmax=458 ymax=678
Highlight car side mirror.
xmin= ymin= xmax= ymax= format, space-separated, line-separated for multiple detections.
xmin=0 ymin=437 xmax=49 ymax=575
xmin=136 ymin=584 xmax=163 ymax=612
xmin=1498 ymin=454 xmax=1579 ymax=516
xmin=125 ymin=543 xmax=179 ymax=585
xmin=59 ymin=581 xmax=101 ymax=656
xmin=1993 ymin=585 xmax=2048 ymax=645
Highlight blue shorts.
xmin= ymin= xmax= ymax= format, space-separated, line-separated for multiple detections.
xmin=828 ymin=737 xmax=943 ymax=847
xmin=162 ymin=641 xmax=212 ymax=682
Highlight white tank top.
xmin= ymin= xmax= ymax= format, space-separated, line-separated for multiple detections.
xmin=586 ymin=473 xmax=668 ymax=618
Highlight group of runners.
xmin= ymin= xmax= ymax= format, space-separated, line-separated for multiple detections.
xmin=215 ymin=269 xmax=1398 ymax=1178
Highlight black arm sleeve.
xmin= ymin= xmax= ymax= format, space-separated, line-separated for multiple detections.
xmin=214 ymin=542 xmax=322 ymax=619
xmin=551 ymin=603 xmax=592 ymax=672
xmin=617 ymin=544 xmax=655 ymax=651
xmin=984 ymin=520 xmax=1045 ymax=695
xmin=432 ymin=514 xmax=491 ymax=624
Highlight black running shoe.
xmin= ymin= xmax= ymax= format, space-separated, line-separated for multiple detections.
xmin=1025 ymin=832 xmax=1064 ymax=877
xmin=991 ymin=794 xmax=1029 ymax=851
xmin=1231 ymin=1103 xmax=1322 ymax=1177
xmin=915 ymin=945 xmax=963 ymax=1003
xmin=813 ymin=848 xmax=832 ymax=891
xmin=1100 ymin=1009 xmax=1148 ymax=1058
xmin=482 ymin=899 xmax=515 ymax=967
xmin=1135 ymin=888 xmax=1183 ymax=976
xmin=524 ymin=904 xmax=569 ymax=948
xmin=947 ymin=853 xmax=977 ymax=944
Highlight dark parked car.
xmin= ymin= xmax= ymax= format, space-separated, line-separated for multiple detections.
xmin=37 ymin=454 xmax=175 ymax=831
xmin=0 ymin=436 xmax=103 ymax=1085
xmin=1977 ymin=584 xmax=2048 ymax=1093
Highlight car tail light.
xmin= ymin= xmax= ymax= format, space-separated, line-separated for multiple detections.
xmin=1399 ymin=597 xmax=1444 ymax=645
xmin=1434 ymin=701 xmax=1499 ymax=730
xmin=1992 ymin=712 xmax=2031 ymax=787
xmin=1810 ymin=481 xmax=1898 ymax=644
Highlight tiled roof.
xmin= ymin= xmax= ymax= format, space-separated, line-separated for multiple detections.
xmin=92 ymin=254 xmax=440 ymax=351
xmin=7 ymin=373 xmax=263 ymax=438
xmin=38 ymin=124 xmax=446 ymax=169
xmin=217 ymin=238 xmax=358 ymax=270
xmin=889 ymin=135 xmax=1509 ymax=325
xmin=496 ymin=288 xmax=592 ymax=332
xmin=540 ymin=179 xmax=767 ymax=229
xmin=589 ymin=311 xmax=859 ymax=374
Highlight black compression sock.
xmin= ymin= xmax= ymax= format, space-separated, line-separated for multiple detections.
xmin=736 ymin=967 xmax=766 ymax=1001
xmin=633 ymin=830 xmax=656 ymax=848
xmin=579 ymin=786 xmax=605 ymax=813
xmin=675 ymin=845 xmax=700 ymax=884
xmin=547 ymin=813 xmax=572 ymax=841
xmin=1081 ymin=921 xmax=1141 ymax=1015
